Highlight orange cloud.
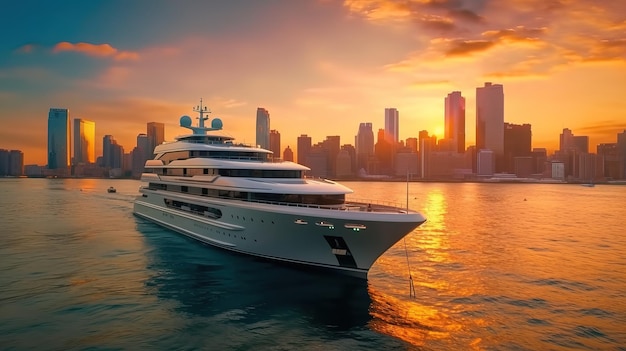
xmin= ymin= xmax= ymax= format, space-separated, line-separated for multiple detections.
xmin=16 ymin=44 xmax=36 ymax=53
xmin=52 ymin=42 xmax=139 ymax=61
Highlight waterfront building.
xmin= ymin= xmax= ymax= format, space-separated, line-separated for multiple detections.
xmin=444 ymin=91 xmax=466 ymax=153
xmin=283 ymin=145 xmax=294 ymax=162
xmin=355 ymin=122 xmax=374 ymax=173
xmin=616 ymin=130 xmax=626 ymax=179
xmin=297 ymin=134 xmax=312 ymax=167
xmin=48 ymin=108 xmax=71 ymax=170
xmin=384 ymin=108 xmax=399 ymax=144
xmin=256 ymin=108 xmax=270 ymax=150
xmin=476 ymin=83 xmax=504 ymax=172
xmin=476 ymin=149 xmax=495 ymax=176
xmin=504 ymin=123 xmax=532 ymax=173
xmin=147 ymin=122 xmax=165 ymax=157
xmin=73 ymin=118 xmax=96 ymax=165
xmin=269 ymin=129 xmax=280 ymax=160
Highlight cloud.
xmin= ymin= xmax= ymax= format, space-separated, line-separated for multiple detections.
xmin=342 ymin=0 xmax=484 ymax=33
xmin=15 ymin=44 xmax=36 ymax=54
xmin=52 ymin=42 xmax=139 ymax=61
xmin=445 ymin=39 xmax=495 ymax=56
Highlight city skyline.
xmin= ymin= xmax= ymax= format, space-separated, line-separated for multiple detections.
xmin=1 ymin=1 xmax=625 ymax=165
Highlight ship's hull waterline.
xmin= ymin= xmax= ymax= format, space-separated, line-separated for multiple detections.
xmin=134 ymin=190 xmax=425 ymax=279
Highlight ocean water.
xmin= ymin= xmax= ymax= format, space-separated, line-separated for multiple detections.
xmin=1 ymin=178 xmax=625 ymax=350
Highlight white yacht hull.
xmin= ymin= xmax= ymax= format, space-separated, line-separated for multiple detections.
xmin=133 ymin=189 xmax=425 ymax=279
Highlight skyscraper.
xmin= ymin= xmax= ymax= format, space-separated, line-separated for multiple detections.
xmin=48 ymin=108 xmax=70 ymax=169
xmin=504 ymin=123 xmax=532 ymax=174
xmin=355 ymin=122 xmax=374 ymax=172
xmin=384 ymin=108 xmax=399 ymax=144
xmin=283 ymin=146 xmax=294 ymax=162
xmin=147 ymin=122 xmax=165 ymax=157
xmin=73 ymin=118 xmax=95 ymax=164
xmin=297 ymin=134 xmax=312 ymax=167
xmin=269 ymin=129 xmax=281 ymax=160
xmin=256 ymin=108 xmax=270 ymax=150
xmin=444 ymin=91 xmax=466 ymax=153
xmin=476 ymin=82 xmax=504 ymax=172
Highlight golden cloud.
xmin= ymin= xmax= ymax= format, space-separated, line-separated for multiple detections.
xmin=52 ymin=42 xmax=139 ymax=61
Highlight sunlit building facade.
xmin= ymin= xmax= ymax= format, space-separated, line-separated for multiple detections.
xmin=384 ymin=108 xmax=399 ymax=144
xmin=269 ymin=129 xmax=280 ymax=160
xmin=147 ymin=122 xmax=165 ymax=157
xmin=73 ymin=118 xmax=95 ymax=164
xmin=476 ymin=82 xmax=504 ymax=172
xmin=48 ymin=108 xmax=71 ymax=170
xmin=444 ymin=91 xmax=466 ymax=153
xmin=256 ymin=108 xmax=270 ymax=150
xmin=503 ymin=123 xmax=532 ymax=174
xmin=355 ymin=122 xmax=374 ymax=173
xmin=297 ymin=134 xmax=312 ymax=167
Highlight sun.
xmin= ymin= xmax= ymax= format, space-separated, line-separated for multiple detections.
xmin=433 ymin=126 xmax=444 ymax=139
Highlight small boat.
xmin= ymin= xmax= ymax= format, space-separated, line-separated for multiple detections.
xmin=107 ymin=186 xmax=117 ymax=193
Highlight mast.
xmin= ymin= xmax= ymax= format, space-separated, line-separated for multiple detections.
xmin=193 ymin=98 xmax=210 ymax=129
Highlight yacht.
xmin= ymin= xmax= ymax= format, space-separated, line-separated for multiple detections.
xmin=133 ymin=100 xmax=426 ymax=279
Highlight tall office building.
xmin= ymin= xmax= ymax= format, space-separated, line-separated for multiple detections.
xmin=73 ymin=118 xmax=95 ymax=164
xmin=269 ymin=129 xmax=281 ymax=160
xmin=618 ymin=130 xmax=626 ymax=179
xmin=297 ymin=134 xmax=312 ymax=167
xmin=355 ymin=122 xmax=374 ymax=172
xmin=103 ymin=135 xmax=123 ymax=169
xmin=256 ymin=108 xmax=270 ymax=150
xmin=444 ymin=91 xmax=466 ymax=153
xmin=283 ymin=146 xmax=294 ymax=162
xmin=476 ymin=82 xmax=504 ymax=172
xmin=147 ymin=122 xmax=165 ymax=157
xmin=384 ymin=108 xmax=399 ymax=144
xmin=48 ymin=108 xmax=71 ymax=170
xmin=504 ymin=123 xmax=532 ymax=173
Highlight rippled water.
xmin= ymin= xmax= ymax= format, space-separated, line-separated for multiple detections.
xmin=1 ymin=178 xmax=625 ymax=350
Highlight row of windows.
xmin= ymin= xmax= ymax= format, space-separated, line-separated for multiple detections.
xmin=164 ymin=198 xmax=222 ymax=219
xmin=148 ymin=182 xmax=345 ymax=206
xmin=146 ymin=167 xmax=302 ymax=179
xmin=156 ymin=150 xmax=269 ymax=165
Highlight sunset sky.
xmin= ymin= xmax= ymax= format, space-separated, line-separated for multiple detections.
xmin=1 ymin=0 xmax=625 ymax=165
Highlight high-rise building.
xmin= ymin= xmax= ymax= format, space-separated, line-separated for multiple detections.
xmin=256 ymin=108 xmax=270 ymax=150
xmin=147 ymin=122 xmax=165 ymax=157
xmin=384 ymin=108 xmax=399 ymax=144
xmin=355 ymin=122 xmax=374 ymax=172
xmin=297 ymin=134 xmax=312 ymax=167
xmin=48 ymin=108 xmax=71 ymax=169
xmin=132 ymin=133 xmax=149 ymax=177
xmin=504 ymin=123 xmax=532 ymax=173
xmin=8 ymin=150 xmax=23 ymax=176
xmin=283 ymin=146 xmax=294 ymax=162
xmin=269 ymin=129 xmax=281 ymax=160
xmin=444 ymin=91 xmax=466 ymax=153
xmin=0 ymin=149 xmax=8 ymax=176
xmin=476 ymin=82 xmax=504 ymax=172
xmin=73 ymin=118 xmax=95 ymax=164
xmin=617 ymin=130 xmax=626 ymax=179
xmin=103 ymin=135 xmax=123 ymax=169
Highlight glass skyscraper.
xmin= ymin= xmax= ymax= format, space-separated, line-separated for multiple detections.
xmin=476 ymin=82 xmax=504 ymax=172
xmin=256 ymin=108 xmax=270 ymax=150
xmin=384 ymin=108 xmax=399 ymax=144
xmin=147 ymin=122 xmax=165 ymax=157
xmin=444 ymin=91 xmax=466 ymax=153
xmin=73 ymin=118 xmax=96 ymax=164
xmin=48 ymin=108 xmax=70 ymax=169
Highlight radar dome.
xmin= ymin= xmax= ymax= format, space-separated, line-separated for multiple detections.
xmin=180 ymin=115 xmax=192 ymax=127
xmin=211 ymin=118 xmax=223 ymax=129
